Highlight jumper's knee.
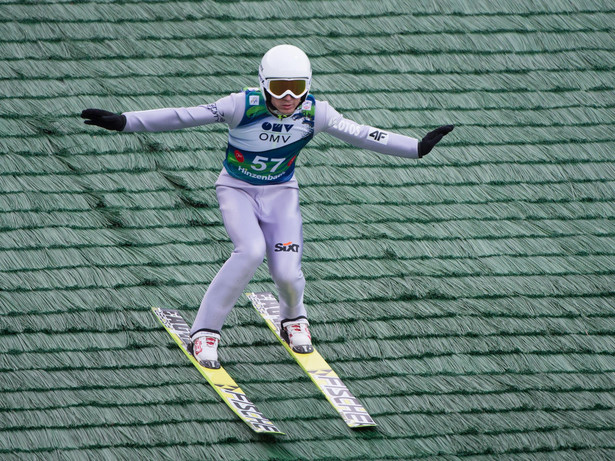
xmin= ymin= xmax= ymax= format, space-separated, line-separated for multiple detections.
xmin=271 ymin=268 xmax=305 ymax=294
xmin=235 ymin=242 xmax=266 ymax=270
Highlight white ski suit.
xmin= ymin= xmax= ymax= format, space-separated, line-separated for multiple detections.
xmin=122 ymin=89 xmax=419 ymax=335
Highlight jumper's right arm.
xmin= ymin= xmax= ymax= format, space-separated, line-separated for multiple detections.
xmin=81 ymin=93 xmax=244 ymax=132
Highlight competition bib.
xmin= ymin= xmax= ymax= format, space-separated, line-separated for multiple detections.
xmin=223 ymin=90 xmax=315 ymax=185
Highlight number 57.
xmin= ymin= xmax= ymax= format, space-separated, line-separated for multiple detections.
xmin=251 ymin=156 xmax=286 ymax=172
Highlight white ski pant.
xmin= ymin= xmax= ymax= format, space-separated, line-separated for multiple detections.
xmin=190 ymin=173 xmax=307 ymax=335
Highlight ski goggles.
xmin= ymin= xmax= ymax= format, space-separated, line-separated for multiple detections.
xmin=265 ymin=78 xmax=309 ymax=99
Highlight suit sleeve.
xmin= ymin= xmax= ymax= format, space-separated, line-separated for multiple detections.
xmin=314 ymin=100 xmax=419 ymax=158
xmin=122 ymin=93 xmax=243 ymax=132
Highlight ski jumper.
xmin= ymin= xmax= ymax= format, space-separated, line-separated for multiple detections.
xmin=122 ymin=89 xmax=420 ymax=335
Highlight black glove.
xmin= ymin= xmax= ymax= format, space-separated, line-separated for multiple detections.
xmin=81 ymin=108 xmax=127 ymax=131
xmin=418 ymin=125 xmax=454 ymax=157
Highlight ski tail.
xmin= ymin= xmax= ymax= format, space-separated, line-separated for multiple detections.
xmin=152 ymin=307 xmax=284 ymax=435
xmin=246 ymin=292 xmax=377 ymax=428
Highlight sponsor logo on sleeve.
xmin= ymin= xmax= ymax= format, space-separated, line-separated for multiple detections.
xmin=205 ymin=103 xmax=224 ymax=123
xmin=368 ymin=129 xmax=389 ymax=145
xmin=332 ymin=118 xmax=362 ymax=136
xmin=249 ymin=95 xmax=260 ymax=106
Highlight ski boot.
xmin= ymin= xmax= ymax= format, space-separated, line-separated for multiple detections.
xmin=280 ymin=318 xmax=314 ymax=354
xmin=191 ymin=331 xmax=221 ymax=369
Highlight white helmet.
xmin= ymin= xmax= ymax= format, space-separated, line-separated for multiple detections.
xmin=258 ymin=44 xmax=312 ymax=100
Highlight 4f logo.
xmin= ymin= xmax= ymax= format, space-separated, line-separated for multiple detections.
xmin=275 ymin=241 xmax=300 ymax=252
xmin=368 ymin=129 xmax=389 ymax=145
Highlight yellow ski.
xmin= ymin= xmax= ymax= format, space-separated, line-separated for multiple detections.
xmin=151 ymin=307 xmax=284 ymax=435
xmin=246 ymin=292 xmax=377 ymax=428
